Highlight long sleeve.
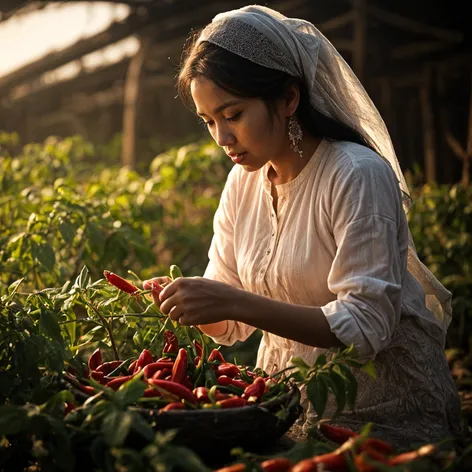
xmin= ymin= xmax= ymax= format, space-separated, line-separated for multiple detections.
xmin=203 ymin=167 xmax=257 ymax=345
xmin=320 ymin=149 xmax=408 ymax=359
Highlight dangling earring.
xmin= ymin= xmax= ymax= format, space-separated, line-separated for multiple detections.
xmin=288 ymin=115 xmax=303 ymax=158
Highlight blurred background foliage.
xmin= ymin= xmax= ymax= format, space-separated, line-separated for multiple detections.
xmin=0 ymin=131 xmax=471 ymax=365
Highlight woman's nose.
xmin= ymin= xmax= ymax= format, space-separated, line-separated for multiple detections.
xmin=214 ymin=124 xmax=235 ymax=148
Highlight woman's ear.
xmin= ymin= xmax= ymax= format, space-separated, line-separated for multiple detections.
xmin=285 ymin=83 xmax=300 ymax=117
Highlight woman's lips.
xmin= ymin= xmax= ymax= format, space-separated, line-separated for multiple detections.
xmin=229 ymin=152 xmax=246 ymax=164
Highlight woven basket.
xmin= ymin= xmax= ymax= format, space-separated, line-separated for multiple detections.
xmin=64 ymin=378 xmax=302 ymax=463
xmin=133 ymin=384 xmax=303 ymax=460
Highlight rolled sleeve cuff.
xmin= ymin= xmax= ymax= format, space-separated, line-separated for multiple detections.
xmin=321 ymin=300 xmax=378 ymax=360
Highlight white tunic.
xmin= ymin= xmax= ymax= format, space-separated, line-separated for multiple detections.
xmin=204 ymin=139 xmax=461 ymax=445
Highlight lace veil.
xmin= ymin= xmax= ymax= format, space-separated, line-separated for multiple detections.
xmin=196 ymin=5 xmax=452 ymax=342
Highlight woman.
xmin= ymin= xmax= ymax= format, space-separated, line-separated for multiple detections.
xmin=143 ymin=5 xmax=461 ymax=446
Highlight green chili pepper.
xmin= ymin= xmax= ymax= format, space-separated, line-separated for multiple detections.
xmin=170 ymin=265 xmax=183 ymax=280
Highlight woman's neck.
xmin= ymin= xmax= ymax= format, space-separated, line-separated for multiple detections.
xmin=267 ymin=134 xmax=323 ymax=185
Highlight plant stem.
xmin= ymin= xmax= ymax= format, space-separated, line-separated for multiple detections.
xmin=82 ymin=298 xmax=119 ymax=360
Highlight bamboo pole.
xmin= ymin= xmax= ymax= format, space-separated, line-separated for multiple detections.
xmin=121 ymin=36 xmax=151 ymax=169
xmin=465 ymin=69 xmax=472 ymax=187
xmin=419 ymin=67 xmax=436 ymax=182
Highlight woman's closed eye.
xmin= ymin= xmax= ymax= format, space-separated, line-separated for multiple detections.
xmin=226 ymin=112 xmax=242 ymax=122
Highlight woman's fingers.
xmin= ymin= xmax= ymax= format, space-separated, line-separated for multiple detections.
xmin=142 ymin=276 xmax=172 ymax=290
xmin=143 ymin=277 xmax=173 ymax=305
xmin=160 ymin=291 xmax=181 ymax=316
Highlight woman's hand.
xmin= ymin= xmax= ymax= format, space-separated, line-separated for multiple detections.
xmin=142 ymin=276 xmax=172 ymax=305
xmin=150 ymin=276 xmax=240 ymax=326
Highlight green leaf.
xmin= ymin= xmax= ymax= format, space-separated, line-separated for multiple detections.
xmin=0 ymin=404 xmax=29 ymax=434
xmin=340 ymin=364 xmax=358 ymax=409
xmin=129 ymin=411 xmax=155 ymax=442
xmin=314 ymin=353 xmax=327 ymax=367
xmin=85 ymin=221 xmax=106 ymax=253
xmin=7 ymin=278 xmax=24 ymax=298
xmin=290 ymin=357 xmax=310 ymax=370
xmin=44 ymin=390 xmax=75 ymax=410
xmin=306 ymin=375 xmax=328 ymax=419
xmin=360 ymin=360 xmax=376 ymax=379
xmin=323 ymin=371 xmax=346 ymax=416
xmin=332 ymin=364 xmax=348 ymax=381
xmin=59 ymin=220 xmax=76 ymax=244
xmin=32 ymin=241 xmax=56 ymax=271
xmin=74 ymin=266 xmax=90 ymax=289
xmin=39 ymin=308 xmax=64 ymax=345
xmin=114 ymin=376 xmax=147 ymax=407
xmin=102 ymin=410 xmax=133 ymax=447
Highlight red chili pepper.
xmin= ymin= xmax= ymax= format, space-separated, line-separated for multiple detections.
xmin=319 ymin=423 xmax=358 ymax=444
xmin=143 ymin=360 xmax=175 ymax=380
xmin=147 ymin=379 xmax=197 ymax=404
xmin=354 ymin=445 xmax=389 ymax=472
xmin=312 ymin=452 xmax=348 ymax=471
xmin=103 ymin=270 xmax=139 ymax=294
xmin=360 ymin=438 xmax=393 ymax=455
xmin=78 ymin=384 xmax=95 ymax=396
xmin=242 ymin=377 xmax=266 ymax=402
xmin=161 ymin=402 xmax=186 ymax=411
xmin=193 ymin=340 xmax=203 ymax=357
xmin=152 ymin=368 xmax=171 ymax=380
xmin=194 ymin=356 xmax=201 ymax=366
xmin=217 ymin=396 xmax=248 ymax=409
xmin=95 ymin=361 xmax=122 ymax=375
xmin=90 ymin=370 xmax=105 ymax=384
xmin=208 ymin=348 xmax=225 ymax=363
xmin=291 ymin=458 xmax=317 ymax=472
xmin=150 ymin=281 xmax=164 ymax=295
xmin=163 ymin=330 xmax=178 ymax=354
xmin=213 ymin=464 xmax=246 ymax=472
xmin=128 ymin=360 xmax=138 ymax=375
xmin=260 ymin=458 xmax=293 ymax=472
xmin=143 ymin=387 xmax=161 ymax=397
xmin=171 ymin=348 xmax=188 ymax=385
xmin=88 ymin=348 xmax=102 ymax=371
xmin=193 ymin=387 xmax=229 ymax=403
xmin=388 ymin=445 xmax=436 ymax=466
xmin=217 ymin=376 xmax=249 ymax=390
xmin=106 ymin=375 xmax=134 ymax=391
xmin=217 ymin=363 xmax=241 ymax=378
xmin=134 ymin=349 xmax=154 ymax=373
xmin=64 ymin=402 xmax=76 ymax=415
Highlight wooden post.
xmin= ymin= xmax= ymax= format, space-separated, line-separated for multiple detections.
xmin=121 ymin=36 xmax=151 ymax=169
xmin=465 ymin=69 xmax=472 ymax=187
xmin=419 ymin=67 xmax=436 ymax=183
xmin=352 ymin=0 xmax=367 ymax=84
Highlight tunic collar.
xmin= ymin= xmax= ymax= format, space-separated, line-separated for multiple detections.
xmin=261 ymin=138 xmax=328 ymax=196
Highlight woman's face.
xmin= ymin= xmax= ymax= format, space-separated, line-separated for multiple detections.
xmin=191 ymin=77 xmax=288 ymax=172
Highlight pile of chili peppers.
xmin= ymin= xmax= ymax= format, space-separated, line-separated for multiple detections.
xmin=213 ymin=423 xmax=438 ymax=471
xmin=64 ymin=330 xmax=284 ymax=411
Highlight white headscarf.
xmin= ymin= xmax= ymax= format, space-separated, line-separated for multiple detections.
xmin=196 ymin=5 xmax=452 ymax=339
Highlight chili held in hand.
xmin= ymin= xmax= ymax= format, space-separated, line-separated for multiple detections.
xmin=103 ymin=270 xmax=139 ymax=294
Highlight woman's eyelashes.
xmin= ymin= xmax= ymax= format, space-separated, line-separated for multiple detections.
xmin=200 ymin=112 xmax=242 ymax=128
xmin=226 ymin=112 xmax=242 ymax=122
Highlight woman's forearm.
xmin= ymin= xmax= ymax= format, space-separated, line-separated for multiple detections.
xmin=232 ymin=290 xmax=343 ymax=349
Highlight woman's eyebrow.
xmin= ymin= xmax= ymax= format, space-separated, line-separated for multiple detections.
xmin=197 ymin=99 xmax=241 ymax=117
